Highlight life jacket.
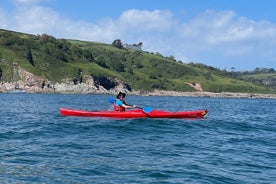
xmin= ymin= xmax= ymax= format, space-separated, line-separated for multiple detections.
xmin=114 ymin=98 xmax=126 ymax=111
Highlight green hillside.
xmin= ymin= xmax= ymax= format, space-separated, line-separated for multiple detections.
xmin=231 ymin=68 xmax=276 ymax=88
xmin=0 ymin=29 xmax=275 ymax=94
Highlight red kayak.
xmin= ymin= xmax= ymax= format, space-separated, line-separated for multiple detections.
xmin=60 ymin=108 xmax=208 ymax=119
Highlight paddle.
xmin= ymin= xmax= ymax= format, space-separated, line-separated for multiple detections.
xmin=108 ymin=97 xmax=152 ymax=113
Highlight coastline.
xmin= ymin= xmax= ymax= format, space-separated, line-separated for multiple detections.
xmin=1 ymin=67 xmax=275 ymax=99
xmin=143 ymin=90 xmax=276 ymax=99
xmin=1 ymin=83 xmax=276 ymax=99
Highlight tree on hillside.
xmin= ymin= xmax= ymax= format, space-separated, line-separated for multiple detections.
xmin=95 ymin=56 xmax=108 ymax=68
xmin=52 ymin=49 xmax=67 ymax=62
xmin=0 ymin=67 xmax=2 ymax=80
xmin=25 ymin=49 xmax=34 ymax=66
xmin=39 ymin=34 xmax=56 ymax=43
xmin=112 ymin=39 xmax=123 ymax=49
xmin=0 ymin=32 xmax=17 ymax=46
xmin=82 ymin=49 xmax=94 ymax=62
xmin=78 ymin=68 xmax=83 ymax=83
xmin=167 ymin=55 xmax=176 ymax=62
xmin=155 ymin=52 xmax=163 ymax=57
xmin=137 ymin=42 xmax=143 ymax=48
xmin=110 ymin=61 xmax=125 ymax=72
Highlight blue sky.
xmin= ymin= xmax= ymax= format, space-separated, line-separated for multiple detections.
xmin=1 ymin=0 xmax=276 ymax=70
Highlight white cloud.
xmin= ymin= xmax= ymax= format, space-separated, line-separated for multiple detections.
xmin=168 ymin=10 xmax=276 ymax=68
xmin=119 ymin=9 xmax=173 ymax=32
xmin=14 ymin=6 xmax=60 ymax=34
xmin=13 ymin=0 xmax=44 ymax=5
xmin=2 ymin=3 xmax=276 ymax=70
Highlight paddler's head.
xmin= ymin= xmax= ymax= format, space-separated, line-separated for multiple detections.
xmin=117 ymin=91 xmax=126 ymax=99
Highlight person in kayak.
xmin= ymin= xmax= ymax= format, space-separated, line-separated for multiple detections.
xmin=114 ymin=92 xmax=136 ymax=111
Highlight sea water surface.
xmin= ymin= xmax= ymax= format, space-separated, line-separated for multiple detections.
xmin=0 ymin=93 xmax=275 ymax=183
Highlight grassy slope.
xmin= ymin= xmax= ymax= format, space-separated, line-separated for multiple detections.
xmin=241 ymin=73 xmax=276 ymax=80
xmin=0 ymin=29 xmax=274 ymax=94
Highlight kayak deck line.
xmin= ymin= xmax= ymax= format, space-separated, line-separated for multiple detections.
xmin=60 ymin=108 xmax=208 ymax=119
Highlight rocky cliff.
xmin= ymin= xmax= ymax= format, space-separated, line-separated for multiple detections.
xmin=0 ymin=66 xmax=132 ymax=94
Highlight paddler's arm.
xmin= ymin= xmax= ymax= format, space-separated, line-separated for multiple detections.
xmin=116 ymin=99 xmax=136 ymax=109
xmin=122 ymin=103 xmax=136 ymax=109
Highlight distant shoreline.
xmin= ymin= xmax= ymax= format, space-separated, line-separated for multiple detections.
xmin=143 ymin=90 xmax=276 ymax=99
xmin=1 ymin=82 xmax=275 ymax=99
xmin=3 ymin=90 xmax=276 ymax=99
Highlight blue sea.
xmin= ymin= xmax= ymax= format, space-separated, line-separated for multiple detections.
xmin=0 ymin=93 xmax=275 ymax=184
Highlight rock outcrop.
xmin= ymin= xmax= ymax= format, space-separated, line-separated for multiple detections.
xmin=0 ymin=67 xmax=132 ymax=94
xmin=184 ymin=82 xmax=203 ymax=91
